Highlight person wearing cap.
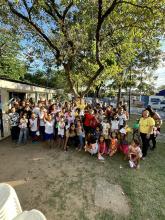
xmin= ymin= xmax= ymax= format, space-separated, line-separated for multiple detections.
xmin=139 ymin=110 xmax=155 ymax=159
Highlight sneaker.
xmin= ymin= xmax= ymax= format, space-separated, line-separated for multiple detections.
xmin=98 ymin=154 xmax=105 ymax=160
xmin=129 ymin=160 xmax=135 ymax=168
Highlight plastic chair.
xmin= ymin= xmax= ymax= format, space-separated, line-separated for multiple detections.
xmin=0 ymin=183 xmax=47 ymax=220
xmin=13 ymin=210 xmax=47 ymax=220
xmin=0 ymin=183 xmax=22 ymax=220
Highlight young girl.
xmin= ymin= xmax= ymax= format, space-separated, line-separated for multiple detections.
xmin=111 ymin=114 xmax=119 ymax=133
xmin=57 ymin=116 xmax=66 ymax=148
xmin=84 ymin=134 xmax=98 ymax=156
xmin=44 ymin=114 xmax=55 ymax=148
xmin=118 ymin=128 xmax=129 ymax=159
xmin=38 ymin=106 xmax=46 ymax=141
xmin=76 ymin=120 xmax=85 ymax=151
xmin=94 ymin=126 xmax=102 ymax=141
xmin=98 ymin=135 xmax=107 ymax=161
xmin=54 ymin=112 xmax=60 ymax=140
xmin=18 ymin=113 xmax=28 ymax=145
xmin=129 ymin=139 xmax=142 ymax=169
xmin=101 ymin=119 xmax=110 ymax=152
xmin=64 ymin=123 xmax=77 ymax=151
xmin=109 ymin=132 xmax=118 ymax=157
xmin=29 ymin=112 xmax=39 ymax=143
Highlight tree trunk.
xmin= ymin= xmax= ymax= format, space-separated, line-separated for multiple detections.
xmin=63 ymin=63 xmax=79 ymax=98
xmin=117 ymin=85 xmax=122 ymax=107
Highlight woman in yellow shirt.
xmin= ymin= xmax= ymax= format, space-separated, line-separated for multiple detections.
xmin=139 ymin=110 xmax=155 ymax=159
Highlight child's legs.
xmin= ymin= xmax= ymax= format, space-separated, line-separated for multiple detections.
xmin=18 ymin=129 xmax=24 ymax=144
xmin=31 ymin=131 xmax=37 ymax=142
xmin=110 ymin=148 xmax=117 ymax=157
xmin=23 ymin=128 xmax=28 ymax=143
xmin=39 ymin=126 xmax=45 ymax=140
xmin=78 ymin=135 xmax=84 ymax=149
xmin=105 ymin=138 xmax=110 ymax=153
xmin=11 ymin=126 xmax=18 ymax=141
xmin=150 ymin=134 xmax=156 ymax=149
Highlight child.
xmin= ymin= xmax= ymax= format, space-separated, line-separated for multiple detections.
xmin=44 ymin=114 xmax=55 ymax=148
xmin=109 ymin=132 xmax=118 ymax=157
xmin=76 ymin=120 xmax=85 ymax=151
xmin=38 ymin=106 xmax=46 ymax=141
xmin=65 ymin=111 xmax=75 ymax=129
xmin=98 ymin=135 xmax=107 ymax=161
xmin=18 ymin=113 xmax=28 ymax=145
xmin=29 ymin=112 xmax=39 ymax=143
xmin=133 ymin=119 xmax=140 ymax=141
xmin=57 ymin=116 xmax=65 ymax=148
xmin=94 ymin=126 xmax=102 ymax=141
xmin=101 ymin=119 xmax=110 ymax=152
xmin=111 ymin=114 xmax=119 ymax=133
xmin=128 ymin=139 xmax=142 ymax=169
xmin=85 ymin=134 xmax=98 ymax=156
xmin=118 ymin=128 xmax=129 ymax=159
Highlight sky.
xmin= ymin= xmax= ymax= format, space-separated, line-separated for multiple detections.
xmin=155 ymin=41 xmax=165 ymax=88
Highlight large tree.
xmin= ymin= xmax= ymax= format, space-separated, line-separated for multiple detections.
xmin=0 ymin=28 xmax=26 ymax=79
xmin=1 ymin=0 xmax=164 ymax=96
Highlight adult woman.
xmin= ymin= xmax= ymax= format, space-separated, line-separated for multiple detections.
xmin=64 ymin=123 xmax=78 ymax=151
xmin=146 ymin=106 xmax=162 ymax=150
xmin=8 ymin=107 xmax=20 ymax=141
xmin=139 ymin=110 xmax=155 ymax=158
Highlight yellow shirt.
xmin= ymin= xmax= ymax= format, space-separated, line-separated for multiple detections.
xmin=139 ymin=117 xmax=155 ymax=134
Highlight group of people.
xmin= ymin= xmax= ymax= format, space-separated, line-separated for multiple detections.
xmin=8 ymin=98 xmax=162 ymax=169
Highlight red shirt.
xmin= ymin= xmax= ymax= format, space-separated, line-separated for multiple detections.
xmin=98 ymin=142 xmax=106 ymax=154
xmin=84 ymin=112 xmax=94 ymax=127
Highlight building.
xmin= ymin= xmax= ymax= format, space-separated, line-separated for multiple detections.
xmin=0 ymin=77 xmax=57 ymax=140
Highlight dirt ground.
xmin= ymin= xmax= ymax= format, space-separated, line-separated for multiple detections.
xmin=0 ymin=138 xmax=131 ymax=220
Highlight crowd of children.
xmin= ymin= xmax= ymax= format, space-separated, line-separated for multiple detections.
xmin=8 ymin=98 xmax=160 ymax=169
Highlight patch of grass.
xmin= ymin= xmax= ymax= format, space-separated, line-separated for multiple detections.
xmin=78 ymin=210 xmax=90 ymax=220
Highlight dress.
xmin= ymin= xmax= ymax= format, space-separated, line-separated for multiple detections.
xmin=109 ymin=138 xmax=118 ymax=156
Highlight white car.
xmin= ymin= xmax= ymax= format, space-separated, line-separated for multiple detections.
xmin=151 ymin=100 xmax=165 ymax=111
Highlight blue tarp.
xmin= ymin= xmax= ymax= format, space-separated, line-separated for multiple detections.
xmin=156 ymin=90 xmax=165 ymax=96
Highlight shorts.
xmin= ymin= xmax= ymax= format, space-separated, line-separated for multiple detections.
xmin=44 ymin=133 xmax=54 ymax=140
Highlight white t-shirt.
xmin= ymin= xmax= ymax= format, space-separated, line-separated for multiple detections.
xmin=58 ymin=121 xmax=65 ymax=136
xmin=118 ymin=114 xmax=127 ymax=126
xmin=29 ymin=118 xmax=38 ymax=131
xmin=32 ymin=107 xmax=40 ymax=116
xmin=111 ymin=120 xmax=119 ymax=131
xmin=45 ymin=120 xmax=55 ymax=134
xmin=102 ymin=122 xmax=110 ymax=138
xmin=19 ymin=118 xmax=28 ymax=128
xmin=38 ymin=111 xmax=45 ymax=126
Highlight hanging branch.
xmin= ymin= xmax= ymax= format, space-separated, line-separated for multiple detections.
xmin=116 ymin=1 xmax=154 ymax=14
xmin=8 ymin=1 xmax=60 ymax=59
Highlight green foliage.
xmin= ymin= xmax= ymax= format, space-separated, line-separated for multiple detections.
xmin=0 ymin=29 xmax=26 ymax=79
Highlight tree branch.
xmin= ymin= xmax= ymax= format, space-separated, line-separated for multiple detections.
xmin=102 ymin=0 xmax=118 ymax=20
xmin=8 ymin=2 xmax=60 ymax=59
xmin=117 ymin=1 xmax=153 ymax=14
xmin=44 ymin=2 xmax=59 ymax=22
xmin=62 ymin=1 xmax=73 ymax=20
xmin=49 ymin=0 xmax=63 ymax=19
